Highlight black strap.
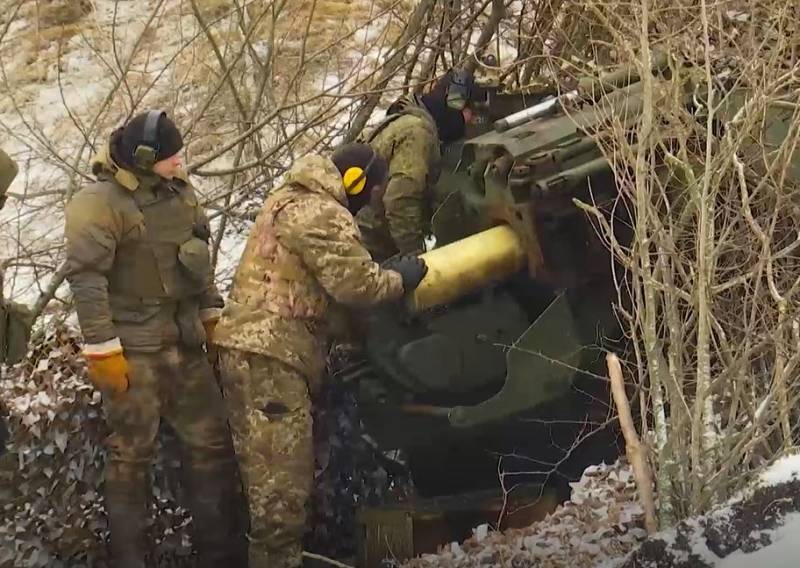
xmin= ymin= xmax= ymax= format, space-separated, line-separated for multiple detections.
xmin=344 ymin=148 xmax=378 ymax=193
xmin=141 ymin=110 xmax=164 ymax=152
xmin=363 ymin=112 xmax=404 ymax=144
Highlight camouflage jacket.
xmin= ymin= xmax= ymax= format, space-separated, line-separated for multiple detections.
xmin=355 ymin=96 xmax=441 ymax=261
xmin=0 ymin=147 xmax=31 ymax=366
xmin=64 ymin=144 xmax=223 ymax=354
xmin=0 ymin=148 xmax=18 ymax=209
xmin=213 ymin=154 xmax=404 ymax=381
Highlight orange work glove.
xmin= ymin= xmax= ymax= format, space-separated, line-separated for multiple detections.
xmin=86 ymin=350 xmax=130 ymax=395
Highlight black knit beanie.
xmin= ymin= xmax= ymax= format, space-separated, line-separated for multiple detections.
xmin=115 ymin=111 xmax=183 ymax=170
xmin=331 ymin=142 xmax=388 ymax=214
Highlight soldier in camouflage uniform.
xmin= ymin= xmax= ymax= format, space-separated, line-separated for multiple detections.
xmin=213 ymin=143 xmax=428 ymax=568
xmin=355 ymin=69 xmax=474 ymax=261
xmin=0 ymin=148 xmax=17 ymax=210
xmin=63 ymin=111 xmax=246 ymax=568
xmin=1 ymin=147 xmax=20 ymax=454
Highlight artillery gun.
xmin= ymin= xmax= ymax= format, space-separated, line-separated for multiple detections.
xmin=338 ymin=66 xmax=638 ymax=565
xmin=345 ymin=57 xmax=799 ymax=565
xmin=349 ymin=65 xmax=653 ymax=498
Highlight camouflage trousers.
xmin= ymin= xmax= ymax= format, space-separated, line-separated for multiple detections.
xmin=218 ymin=347 xmax=314 ymax=568
xmin=102 ymin=346 xmax=247 ymax=568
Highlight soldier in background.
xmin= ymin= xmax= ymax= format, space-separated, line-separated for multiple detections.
xmin=63 ymin=111 xmax=246 ymax=567
xmin=212 ymin=143 xmax=428 ymax=568
xmin=1 ymin=148 xmax=34 ymax=456
xmin=355 ymin=69 xmax=475 ymax=261
xmin=0 ymin=148 xmax=17 ymax=210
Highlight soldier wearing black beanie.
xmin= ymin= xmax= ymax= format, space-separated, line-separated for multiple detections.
xmin=331 ymin=142 xmax=389 ymax=215
xmin=110 ymin=111 xmax=184 ymax=173
xmin=65 ymin=109 xmax=247 ymax=567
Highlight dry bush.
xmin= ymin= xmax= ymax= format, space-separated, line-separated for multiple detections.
xmin=555 ymin=0 xmax=800 ymax=525
xmin=0 ymin=0 xmax=510 ymax=311
xmin=36 ymin=0 xmax=93 ymax=29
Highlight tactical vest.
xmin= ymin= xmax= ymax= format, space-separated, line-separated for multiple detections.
xmin=228 ymin=185 xmax=328 ymax=320
xmin=361 ymin=100 xmax=442 ymax=185
xmin=107 ymin=179 xmax=210 ymax=302
xmin=361 ymin=112 xmax=404 ymax=145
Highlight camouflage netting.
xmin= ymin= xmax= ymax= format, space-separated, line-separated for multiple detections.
xmin=0 ymin=324 xmax=195 ymax=568
xmin=0 ymin=324 xmax=412 ymax=566
xmin=305 ymin=344 xmax=413 ymax=560
xmin=402 ymin=460 xmax=648 ymax=568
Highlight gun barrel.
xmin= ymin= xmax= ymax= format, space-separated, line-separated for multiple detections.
xmin=493 ymin=91 xmax=579 ymax=132
xmin=408 ymin=225 xmax=526 ymax=313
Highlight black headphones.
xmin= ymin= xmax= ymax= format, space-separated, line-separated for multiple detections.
xmin=133 ymin=110 xmax=165 ymax=170
xmin=342 ymin=147 xmax=378 ymax=196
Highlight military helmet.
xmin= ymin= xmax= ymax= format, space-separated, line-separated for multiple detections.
xmin=445 ymin=68 xmax=475 ymax=111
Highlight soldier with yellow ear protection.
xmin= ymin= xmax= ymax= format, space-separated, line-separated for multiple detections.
xmin=212 ymin=142 xmax=427 ymax=568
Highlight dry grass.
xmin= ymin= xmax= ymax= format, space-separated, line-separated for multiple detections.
xmin=36 ymin=0 xmax=93 ymax=29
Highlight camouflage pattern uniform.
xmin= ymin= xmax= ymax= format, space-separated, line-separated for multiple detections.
xmin=64 ymin=144 xmax=246 ymax=568
xmin=1 ymin=148 xmax=33 ymax=457
xmin=0 ymin=147 xmax=19 ymax=454
xmin=0 ymin=147 xmax=17 ymax=209
xmin=355 ymin=95 xmax=441 ymax=261
xmin=214 ymin=154 xmax=404 ymax=568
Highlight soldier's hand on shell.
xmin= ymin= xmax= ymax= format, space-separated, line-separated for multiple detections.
xmin=384 ymin=254 xmax=428 ymax=292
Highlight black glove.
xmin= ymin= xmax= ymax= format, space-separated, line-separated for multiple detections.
xmin=384 ymin=254 xmax=428 ymax=292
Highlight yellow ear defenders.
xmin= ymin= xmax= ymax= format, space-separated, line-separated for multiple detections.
xmin=133 ymin=110 xmax=165 ymax=170
xmin=343 ymin=148 xmax=378 ymax=196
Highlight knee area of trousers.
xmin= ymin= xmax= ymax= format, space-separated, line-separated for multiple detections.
xmin=184 ymin=448 xmax=238 ymax=473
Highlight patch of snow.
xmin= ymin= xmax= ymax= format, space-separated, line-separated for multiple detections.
xmin=354 ymin=25 xmax=382 ymax=45
xmin=684 ymin=518 xmax=723 ymax=565
xmin=718 ymin=513 xmax=800 ymax=568
xmin=760 ymin=454 xmax=800 ymax=487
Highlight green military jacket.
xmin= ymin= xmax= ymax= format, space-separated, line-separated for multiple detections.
xmin=355 ymin=96 xmax=441 ymax=261
xmin=0 ymin=148 xmax=18 ymax=209
xmin=0 ymin=147 xmax=31 ymax=365
xmin=64 ymin=145 xmax=223 ymax=353
xmin=214 ymin=154 xmax=404 ymax=382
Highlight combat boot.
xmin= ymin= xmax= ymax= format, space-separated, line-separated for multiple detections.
xmin=184 ymin=455 xmax=249 ymax=567
xmin=103 ymin=463 xmax=150 ymax=568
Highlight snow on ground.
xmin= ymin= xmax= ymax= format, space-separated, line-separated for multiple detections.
xmin=759 ymin=453 xmax=800 ymax=486
xmin=713 ymin=455 xmax=800 ymax=568
xmin=718 ymin=513 xmax=800 ymax=568
xmin=619 ymin=452 xmax=800 ymax=568
xmin=400 ymin=453 xmax=800 ymax=568
xmin=0 ymin=0 xmax=402 ymax=309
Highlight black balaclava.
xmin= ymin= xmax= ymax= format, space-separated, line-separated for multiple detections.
xmin=331 ymin=142 xmax=389 ymax=215
xmin=420 ymin=69 xmax=469 ymax=143
xmin=420 ymin=93 xmax=466 ymax=143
